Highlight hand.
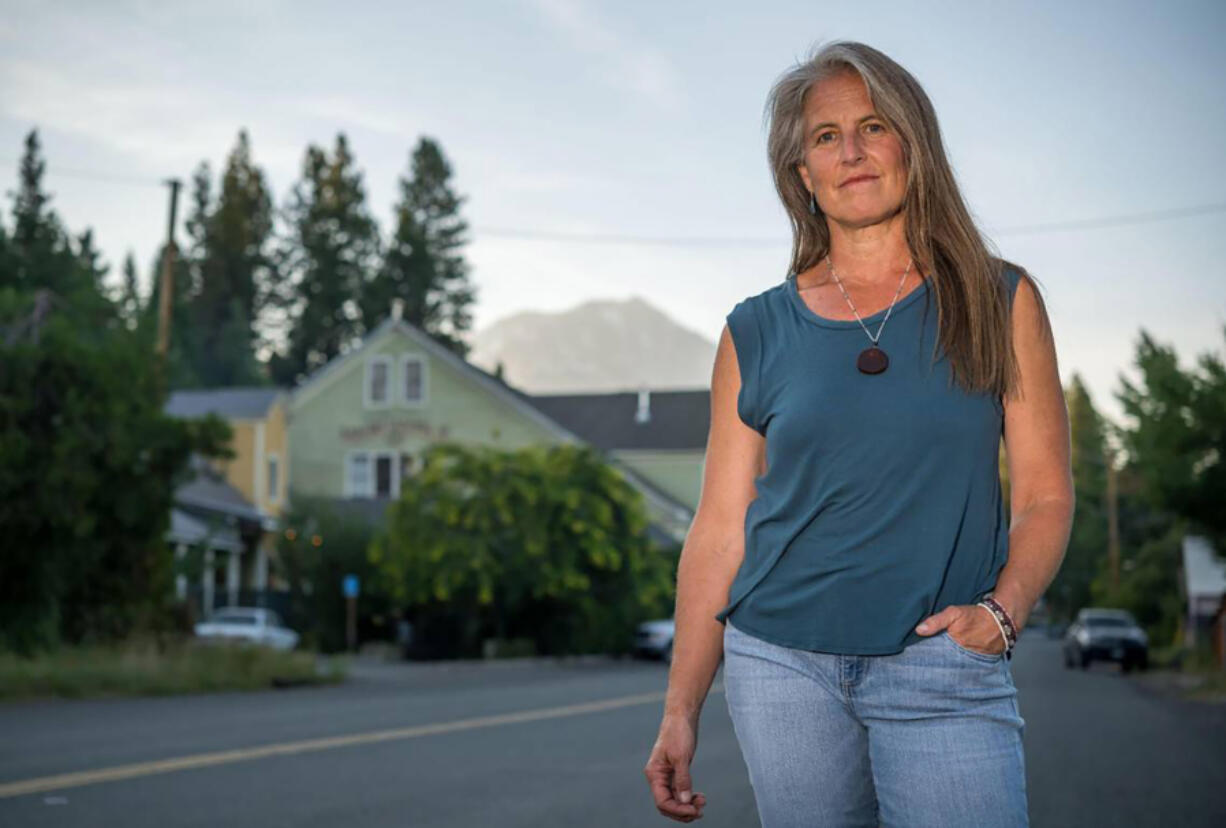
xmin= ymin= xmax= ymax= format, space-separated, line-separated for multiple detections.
xmin=644 ymin=714 xmax=708 ymax=822
xmin=914 ymin=604 xmax=1005 ymax=655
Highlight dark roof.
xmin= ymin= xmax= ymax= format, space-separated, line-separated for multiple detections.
xmin=522 ymin=389 xmax=709 ymax=451
xmin=166 ymin=387 xmax=286 ymax=420
xmin=175 ymin=455 xmax=264 ymax=524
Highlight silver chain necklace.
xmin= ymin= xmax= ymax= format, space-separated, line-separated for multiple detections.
xmin=825 ymin=254 xmax=913 ymax=375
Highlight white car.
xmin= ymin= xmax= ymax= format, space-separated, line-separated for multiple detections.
xmin=634 ymin=618 xmax=676 ymax=663
xmin=194 ymin=607 xmax=300 ymax=651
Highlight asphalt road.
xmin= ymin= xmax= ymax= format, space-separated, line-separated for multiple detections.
xmin=0 ymin=636 xmax=1223 ymax=827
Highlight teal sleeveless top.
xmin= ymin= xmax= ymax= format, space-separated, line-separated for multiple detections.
xmin=714 ymin=264 xmax=1023 ymax=655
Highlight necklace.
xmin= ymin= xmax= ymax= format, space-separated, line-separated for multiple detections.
xmin=824 ymin=255 xmax=914 ymax=375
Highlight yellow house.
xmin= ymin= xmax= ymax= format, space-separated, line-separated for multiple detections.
xmin=165 ymin=388 xmax=290 ymax=608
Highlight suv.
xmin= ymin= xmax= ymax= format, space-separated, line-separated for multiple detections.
xmin=1062 ymin=608 xmax=1149 ymax=672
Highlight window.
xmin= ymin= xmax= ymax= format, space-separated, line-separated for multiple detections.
xmin=345 ymin=451 xmax=414 ymax=499
xmin=402 ymin=355 xmax=426 ymax=404
xmin=346 ymin=454 xmax=371 ymax=497
xmin=365 ymin=356 xmax=392 ymax=408
xmin=375 ymin=455 xmax=394 ymax=498
xmin=267 ymin=454 xmax=280 ymax=503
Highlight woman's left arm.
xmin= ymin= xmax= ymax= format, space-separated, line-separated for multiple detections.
xmin=993 ymin=274 xmax=1076 ymax=630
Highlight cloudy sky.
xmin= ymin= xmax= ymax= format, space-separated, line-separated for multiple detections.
xmin=2 ymin=0 xmax=1224 ymax=423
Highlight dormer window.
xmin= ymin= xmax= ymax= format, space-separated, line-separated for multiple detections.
xmin=365 ymin=355 xmax=392 ymax=408
xmin=402 ymin=354 xmax=427 ymax=405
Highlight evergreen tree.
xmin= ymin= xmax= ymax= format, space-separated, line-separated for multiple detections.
xmin=3 ymin=130 xmax=85 ymax=298
xmin=73 ymin=227 xmax=109 ymax=289
xmin=1046 ymin=374 xmax=1110 ymax=620
xmin=270 ymin=134 xmax=380 ymax=385
xmin=191 ymin=130 xmax=276 ymax=385
xmin=117 ymin=250 xmax=142 ymax=329
xmin=363 ymin=136 xmax=475 ymax=356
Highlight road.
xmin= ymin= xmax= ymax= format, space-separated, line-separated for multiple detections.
xmin=0 ymin=636 xmax=1223 ymax=827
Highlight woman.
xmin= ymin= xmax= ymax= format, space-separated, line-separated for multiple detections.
xmin=643 ymin=41 xmax=1073 ymax=826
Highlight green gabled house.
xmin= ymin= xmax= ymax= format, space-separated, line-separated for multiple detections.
xmin=287 ymin=311 xmax=700 ymax=546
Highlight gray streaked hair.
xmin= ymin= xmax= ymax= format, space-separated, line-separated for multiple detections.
xmin=764 ymin=40 xmax=1044 ymax=400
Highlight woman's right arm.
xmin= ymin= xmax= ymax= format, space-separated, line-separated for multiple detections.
xmin=644 ymin=322 xmax=766 ymax=822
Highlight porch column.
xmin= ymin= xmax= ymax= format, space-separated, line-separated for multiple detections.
xmin=202 ymin=548 xmax=215 ymax=617
xmin=175 ymin=543 xmax=188 ymax=601
xmin=227 ymin=548 xmax=241 ymax=607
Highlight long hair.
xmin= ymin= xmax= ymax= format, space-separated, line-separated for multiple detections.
xmin=765 ymin=40 xmax=1043 ymax=401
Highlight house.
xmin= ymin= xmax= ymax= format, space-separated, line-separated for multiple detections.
xmin=1183 ymin=534 xmax=1226 ymax=653
xmin=525 ymin=387 xmax=709 ymax=511
xmin=164 ymin=388 xmax=290 ymax=612
xmin=287 ymin=311 xmax=695 ymax=545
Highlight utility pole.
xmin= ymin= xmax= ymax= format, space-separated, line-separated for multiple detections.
xmin=156 ymin=178 xmax=182 ymax=362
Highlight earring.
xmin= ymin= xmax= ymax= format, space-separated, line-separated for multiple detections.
xmin=807 ymin=191 xmax=818 ymax=215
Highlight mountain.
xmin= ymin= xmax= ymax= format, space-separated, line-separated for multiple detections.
xmin=466 ymin=296 xmax=716 ymax=393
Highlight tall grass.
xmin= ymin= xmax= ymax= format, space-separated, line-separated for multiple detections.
xmin=0 ymin=637 xmax=346 ymax=700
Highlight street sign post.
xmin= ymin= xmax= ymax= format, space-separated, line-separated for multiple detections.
xmin=343 ymin=575 xmax=360 ymax=651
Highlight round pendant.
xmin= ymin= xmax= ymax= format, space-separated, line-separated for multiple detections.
xmin=857 ymin=346 xmax=888 ymax=374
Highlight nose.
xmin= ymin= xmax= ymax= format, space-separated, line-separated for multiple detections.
xmin=840 ymin=129 xmax=865 ymax=164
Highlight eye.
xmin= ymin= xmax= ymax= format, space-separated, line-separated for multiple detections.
xmin=865 ymin=122 xmax=886 ymax=134
xmin=815 ymin=132 xmax=834 ymax=144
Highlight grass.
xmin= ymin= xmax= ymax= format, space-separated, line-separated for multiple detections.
xmin=0 ymin=638 xmax=347 ymax=701
xmin=1135 ymin=641 xmax=1226 ymax=704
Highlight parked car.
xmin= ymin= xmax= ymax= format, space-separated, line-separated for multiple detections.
xmin=194 ymin=607 xmax=300 ymax=651
xmin=634 ymin=618 xmax=675 ymax=664
xmin=1062 ymin=608 xmax=1148 ymax=671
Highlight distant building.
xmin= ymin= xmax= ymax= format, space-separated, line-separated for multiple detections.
xmin=164 ymin=388 xmax=289 ymax=612
xmin=1182 ymin=534 xmax=1226 ymax=653
xmin=287 ymin=316 xmax=696 ymax=545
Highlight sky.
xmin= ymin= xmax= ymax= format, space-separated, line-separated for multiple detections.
xmin=2 ymin=0 xmax=1225 ymax=424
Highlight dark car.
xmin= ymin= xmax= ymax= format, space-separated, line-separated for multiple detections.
xmin=1062 ymin=608 xmax=1149 ymax=672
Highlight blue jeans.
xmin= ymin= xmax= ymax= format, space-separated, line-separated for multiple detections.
xmin=722 ymin=617 xmax=1028 ymax=828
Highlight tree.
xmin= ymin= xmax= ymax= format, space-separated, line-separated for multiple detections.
xmin=1115 ymin=328 xmax=1226 ymax=546
xmin=0 ymin=290 xmax=231 ymax=652
xmin=370 ymin=442 xmax=675 ymax=658
xmin=116 ymin=250 xmax=142 ymax=329
xmin=2 ymin=130 xmax=101 ymax=305
xmin=185 ymin=130 xmax=277 ymax=386
xmin=270 ymin=134 xmax=380 ymax=385
xmin=1044 ymin=374 xmax=1110 ymax=621
xmin=363 ymin=137 xmax=475 ymax=356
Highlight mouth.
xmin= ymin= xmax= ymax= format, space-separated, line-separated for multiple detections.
xmin=840 ymin=175 xmax=878 ymax=188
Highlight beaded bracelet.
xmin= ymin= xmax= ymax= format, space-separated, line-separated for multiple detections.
xmin=977 ymin=593 xmax=1018 ymax=660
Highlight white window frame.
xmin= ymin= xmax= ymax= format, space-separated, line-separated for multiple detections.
xmin=343 ymin=451 xmax=373 ymax=498
xmin=400 ymin=353 xmax=428 ymax=407
xmin=344 ymin=450 xmax=411 ymax=499
xmin=364 ymin=355 xmax=393 ymax=409
xmin=266 ymin=453 xmax=280 ymax=504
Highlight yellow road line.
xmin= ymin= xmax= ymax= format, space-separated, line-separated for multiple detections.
xmin=0 ymin=686 xmax=723 ymax=799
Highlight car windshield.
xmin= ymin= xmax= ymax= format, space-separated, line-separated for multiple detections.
xmin=212 ymin=611 xmax=258 ymax=625
xmin=1085 ymin=617 xmax=1133 ymax=628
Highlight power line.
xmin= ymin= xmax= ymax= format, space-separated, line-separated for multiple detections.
xmin=6 ymin=156 xmax=1225 ymax=243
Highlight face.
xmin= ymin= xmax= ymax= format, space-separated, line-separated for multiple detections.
xmin=795 ymin=70 xmax=908 ymax=230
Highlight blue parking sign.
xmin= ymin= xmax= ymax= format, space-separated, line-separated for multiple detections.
xmin=343 ymin=574 xmax=360 ymax=598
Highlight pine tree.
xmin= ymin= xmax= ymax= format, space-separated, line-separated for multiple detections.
xmin=363 ymin=136 xmax=475 ymax=357
xmin=270 ymin=134 xmax=380 ymax=385
xmin=4 ymin=130 xmax=78 ymax=296
xmin=118 ymin=251 xmax=142 ymax=329
xmin=1047 ymin=373 xmax=1110 ymax=619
